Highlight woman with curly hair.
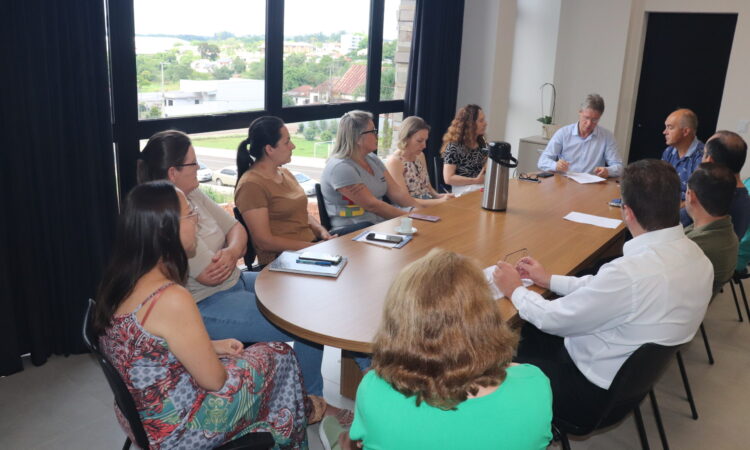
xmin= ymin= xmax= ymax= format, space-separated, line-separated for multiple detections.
xmin=441 ymin=104 xmax=489 ymax=195
xmin=319 ymin=249 xmax=553 ymax=450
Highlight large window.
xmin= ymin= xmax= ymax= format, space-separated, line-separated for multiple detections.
xmin=133 ymin=0 xmax=266 ymax=120
xmin=283 ymin=0 xmax=370 ymax=107
xmin=381 ymin=0 xmax=412 ymax=101
xmin=110 ymin=0 xmax=415 ymax=194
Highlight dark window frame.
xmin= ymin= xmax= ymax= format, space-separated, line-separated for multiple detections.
xmin=108 ymin=0 xmax=405 ymax=194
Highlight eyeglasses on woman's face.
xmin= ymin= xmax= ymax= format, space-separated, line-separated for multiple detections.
xmin=360 ymin=128 xmax=378 ymax=136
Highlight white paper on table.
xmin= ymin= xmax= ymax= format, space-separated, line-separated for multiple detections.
xmin=451 ymin=184 xmax=483 ymax=196
xmin=564 ymin=172 xmax=606 ymax=184
xmin=483 ymin=265 xmax=533 ymax=300
xmin=564 ymin=211 xmax=622 ymax=229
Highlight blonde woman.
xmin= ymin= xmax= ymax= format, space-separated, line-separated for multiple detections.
xmin=320 ymin=249 xmax=553 ymax=450
xmin=320 ymin=110 xmax=420 ymax=235
xmin=385 ymin=116 xmax=454 ymax=206
xmin=441 ymin=104 xmax=489 ymax=195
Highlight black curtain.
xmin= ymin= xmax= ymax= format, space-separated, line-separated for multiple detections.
xmin=1 ymin=0 xmax=118 ymax=375
xmin=404 ymin=0 xmax=466 ymax=190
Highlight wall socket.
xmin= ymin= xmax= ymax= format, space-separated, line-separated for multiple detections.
xmin=738 ymin=120 xmax=750 ymax=134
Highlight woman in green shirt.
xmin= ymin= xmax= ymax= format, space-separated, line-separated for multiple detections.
xmin=320 ymin=248 xmax=553 ymax=450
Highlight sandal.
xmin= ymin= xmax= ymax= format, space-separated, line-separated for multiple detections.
xmin=333 ymin=407 xmax=354 ymax=428
xmin=307 ymin=395 xmax=327 ymax=425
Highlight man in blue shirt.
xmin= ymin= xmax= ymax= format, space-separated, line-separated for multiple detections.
xmin=537 ymin=93 xmax=623 ymax=177
xmin=680 ymin=130 xmax=750 ymax=239
xmin=661 ymin=108 xmax=704 ymax=199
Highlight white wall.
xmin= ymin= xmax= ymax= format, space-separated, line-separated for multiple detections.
xmin=503 ymin=0 xmax=561 ymax=156
xmin=552 ymin=0 xmax=632 ymax=132
xmin=456 ymin=0 xmax=511 ymax=140
xmin=458 ymin=0 xmax=561 ymax=158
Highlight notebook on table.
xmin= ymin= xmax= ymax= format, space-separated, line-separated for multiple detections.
xmin=268 ymin=251 xmax=348 ymax=278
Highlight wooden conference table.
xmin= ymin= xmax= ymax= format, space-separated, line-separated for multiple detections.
xmin=255 ymin=174 xmax=626 ymax=395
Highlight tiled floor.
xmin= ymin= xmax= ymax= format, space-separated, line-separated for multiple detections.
xmin=2 ymin=285 xmax=750 ymax=449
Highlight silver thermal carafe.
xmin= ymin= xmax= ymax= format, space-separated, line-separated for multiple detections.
xmin=482 ymin=141 xmax=517 ymax=211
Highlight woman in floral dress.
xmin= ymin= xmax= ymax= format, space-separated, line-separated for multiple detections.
xmin=385 ymin=116 xmax=453 ymax=206
xmin=93 ymin=180 xmax=315 ymax=449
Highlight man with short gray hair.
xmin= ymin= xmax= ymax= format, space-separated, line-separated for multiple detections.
xmin=538 ymin=93 xmax=623 ymax=177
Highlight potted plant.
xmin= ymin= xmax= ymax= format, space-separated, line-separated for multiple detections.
xmin=537 ymin=83 xmax=560 ymax=139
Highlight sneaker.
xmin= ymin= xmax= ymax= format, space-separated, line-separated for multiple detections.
xmin=319 ymin=415 xmax=345 ymax=450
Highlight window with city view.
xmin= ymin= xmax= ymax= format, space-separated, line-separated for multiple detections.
xmin=117 ymin=0 xmax=415 ymax=195
xmin=283 ymin=1 xmax=370 ymax=107
xmin=134 ymin=0 xmax=267 ymax=120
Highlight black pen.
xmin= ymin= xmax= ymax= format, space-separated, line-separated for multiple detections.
xmin=296 ymin=259 xmax=333 ymax=266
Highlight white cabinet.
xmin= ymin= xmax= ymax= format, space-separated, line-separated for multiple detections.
xmin=517 ymin=135 xmax=549 ymax=173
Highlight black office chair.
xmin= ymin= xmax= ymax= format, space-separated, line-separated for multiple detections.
xmin=314 ymin=183 xmax=332 ymax=231
xmin=729 ymin=270 xmax=750 ymax=323
xmin=675 ymin=350 xmax=699 ymax=420
xmin=82 ymin=299 xmax=274 ymax=450
xmin=553 ymin=343 xmax=682 ymax=450
xmin=233 ymin=207 xmax=263 ymax=271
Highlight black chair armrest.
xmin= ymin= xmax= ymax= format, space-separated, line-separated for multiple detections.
xmin=215 ymin=432 xmax=275 ymax=450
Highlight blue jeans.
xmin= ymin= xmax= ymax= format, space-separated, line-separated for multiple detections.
xmin=197 ymin=271 xmax=324 ymax=396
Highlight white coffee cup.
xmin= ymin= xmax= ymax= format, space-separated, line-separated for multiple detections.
xmin=398 ymin=217 xmax=412 ymax=233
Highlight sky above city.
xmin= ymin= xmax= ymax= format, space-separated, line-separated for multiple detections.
xmin=134 ymin=0 xmax=400 ymax=40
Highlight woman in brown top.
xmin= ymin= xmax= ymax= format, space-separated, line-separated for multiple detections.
xmin=235 ymin=116 xmax=334 ymax=266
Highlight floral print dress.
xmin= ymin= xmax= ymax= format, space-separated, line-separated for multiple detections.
xmin=99 ymin=283 xmax=309 ymax=449
xmin=397 ymin=154 xmax=434 ymax=199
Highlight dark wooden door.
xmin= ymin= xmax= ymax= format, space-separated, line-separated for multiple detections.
xmin=628 ymin=13 xmax=737 ymax=162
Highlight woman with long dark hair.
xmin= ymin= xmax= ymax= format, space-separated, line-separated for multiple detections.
xmin=235 ymin=116 xmax=334 ymax=266
xmin=441 ymin=104 xmax=489 ymax=195
xmin=94 ymin=181 xmax=311 ymax=449
xmin=137 ymin=130 xmax=327 ymax=398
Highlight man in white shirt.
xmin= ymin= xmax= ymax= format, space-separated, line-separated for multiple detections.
xmin=537 ymin=93 xmax=623 ymax=178
xmin=494 ymin=159 xmax=712 ymax=427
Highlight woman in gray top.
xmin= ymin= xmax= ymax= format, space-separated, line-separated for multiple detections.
xmin=321 ymin=110 xmax=420 ymax=235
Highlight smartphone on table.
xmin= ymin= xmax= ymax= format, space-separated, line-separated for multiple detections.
xmin=409 ymin=213 xmax=440 ymax=222
xmin=298 ymin=252 xmax=342 ymax=265
xmin=608 ymin=198 xmax=622 ymax=207
xmin=366 ymin=232 xmax=404 ymax=244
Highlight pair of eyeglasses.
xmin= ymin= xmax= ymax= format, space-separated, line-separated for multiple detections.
xmin=360 ymin=128 xmax=378 ymax=136
xmin=518 ymin=173 xmax=540 ymax=182
xmin=504 ymin=248 xmax=529 ymax=266
xmin=175 ymin=161 xmax=199 ymax=168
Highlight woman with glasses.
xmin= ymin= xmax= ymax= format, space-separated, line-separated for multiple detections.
xmin=94 ymin=181 xmax=311 ymax=449
xmin=320 ymin=110 xmax=420 ymax=235
xmin=441 ymin=104 xmax=489 ymax=195
xmin=385 ymin=116 xmax=454 ymax=205
xmin=235 ymin=116 xmax=334 ymax=267
xmin=137 ymin=130 xmax=333 ymax=400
